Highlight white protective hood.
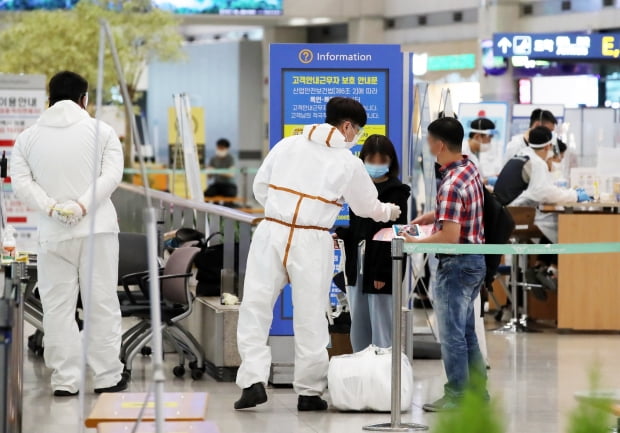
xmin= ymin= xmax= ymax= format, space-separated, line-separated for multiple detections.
xmin=301 ymin=123 xmax=349 ymax=149
xmin=10 ymin=100 xmax=124 ymax=243
xmin=37 ymin=100 xmax=90 ymax=128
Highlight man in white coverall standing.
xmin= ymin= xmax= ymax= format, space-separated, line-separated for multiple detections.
xmin=235 ymin=97 xmax=402 ymax=411
xmin=11 ymin=71 xmax=126 ymax=397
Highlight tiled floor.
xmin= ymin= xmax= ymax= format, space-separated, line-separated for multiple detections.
xmin=23 ymin=317 xmax=620 ymax=433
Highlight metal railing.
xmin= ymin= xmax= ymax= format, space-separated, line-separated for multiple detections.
xmin=112 ymin=183 xmax=262 ymax=299
xmin=122 ymin=167 xmax=260 ymax=208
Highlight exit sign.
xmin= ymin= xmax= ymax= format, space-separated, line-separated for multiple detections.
xmin=427 ymin=54 xmax=476 ymax=71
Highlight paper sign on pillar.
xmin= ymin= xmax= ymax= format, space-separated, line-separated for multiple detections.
xmin=0 ymin=74 xmax=47 ymax=252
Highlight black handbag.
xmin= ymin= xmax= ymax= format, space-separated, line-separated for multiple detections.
xmin=194 ymin=232 xmax=224 ymax=297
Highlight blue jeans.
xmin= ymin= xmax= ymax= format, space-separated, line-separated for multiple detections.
xmin=434 ymin=254 xmax=487 ymax=399
xmin=347 ymin=281 xmax=393 ymax=352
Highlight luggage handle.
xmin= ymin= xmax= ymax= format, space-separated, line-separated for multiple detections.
xmin=205 ymin=231 xmax=224 ymax=246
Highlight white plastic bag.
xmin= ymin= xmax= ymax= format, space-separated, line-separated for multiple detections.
xmin=327 ymin=345 xmax=413 ymax=412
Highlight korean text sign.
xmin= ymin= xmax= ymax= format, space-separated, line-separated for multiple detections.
xmin=493 ymin=32 xmax=620 ymax=60
xmin=0 ymin=75 xmax=46 ymax=252
xmin=268 ymin=44 xmax=403 ymax=337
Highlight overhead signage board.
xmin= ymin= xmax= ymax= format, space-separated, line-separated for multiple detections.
xmin=493 ymin=32 xmax=620 ymax=60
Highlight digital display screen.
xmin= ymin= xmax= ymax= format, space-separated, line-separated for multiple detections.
xmin=531 ymin=75 xmax=598 ymax=108
xmin=153 ymin=0 xmax=282 ymax=15
xmin=0 ymin=0 xmax=78 ymax=10
xmin=0 ymin=0 xmax=283 ymax=14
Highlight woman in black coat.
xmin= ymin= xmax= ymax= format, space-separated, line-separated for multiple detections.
xmin=336 ymin=135 xmax=410 ymax=352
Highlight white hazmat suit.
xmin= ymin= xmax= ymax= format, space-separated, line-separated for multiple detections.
xmin=510 ymin=146 xmax=577 ymax=243
xmin=504 ymin=134 xmax=527 ymax=165
xmin=236 ymin=123 xmax=398 ymax=396
xmin=11 ymin=100 xmax=124 ymax=394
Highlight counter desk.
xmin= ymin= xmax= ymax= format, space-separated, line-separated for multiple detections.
xmin=541 ymin=203 xmax=620 ymax=331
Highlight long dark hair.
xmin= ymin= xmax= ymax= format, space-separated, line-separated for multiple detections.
xmin=359 ymin=134 xmax=400 ymax=178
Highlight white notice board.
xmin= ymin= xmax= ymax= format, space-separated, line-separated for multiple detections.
xmin=0 ymin=74 xmax=46 ymax=252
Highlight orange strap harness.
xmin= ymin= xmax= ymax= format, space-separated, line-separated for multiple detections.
xmin=267 ymin=184 xmax=341 ymax=267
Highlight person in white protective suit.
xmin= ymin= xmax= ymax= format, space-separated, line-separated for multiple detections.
xmin=495 ymin=126 xmax=589 ymax=244
xmin=11 ymin=71 xmax=126 ymax=397
xmin=494 ymin=127 xmax=590 ymax=296
xmin=235 ymin=97 xmax=402 ymax=411
xmin=504 ymin=109 xmax=557 ymax=165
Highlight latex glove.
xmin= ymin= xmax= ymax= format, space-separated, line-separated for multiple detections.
xmin=52 ymin=201 xmax=85 ymax=226
xmin=47 ymin=201 xmax=69 ymax=226
xmin=487 ymin=176 xmax=498 ymax=187
xmin=576 ymin=188 xmax=591 ymax=203
xmin=387 ymin=203 xmax=401 ymax=221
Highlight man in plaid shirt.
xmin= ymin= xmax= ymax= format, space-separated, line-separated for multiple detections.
xmin=403 ymin=116 xmax=488 ymax=412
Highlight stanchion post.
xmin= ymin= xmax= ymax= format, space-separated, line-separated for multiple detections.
xmin=241 ymin=167 xmax=249 ymax=208
xmin=391 ymin=237 xmax=403 ymax=426
xmin=8 ymin=262 xmax=25 ymax=433
xmin=363 ymin=238 xmax=428 ymax=432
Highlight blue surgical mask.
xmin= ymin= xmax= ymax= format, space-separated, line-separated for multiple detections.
xmin=365 ymin=163 xmax=389 ymax=179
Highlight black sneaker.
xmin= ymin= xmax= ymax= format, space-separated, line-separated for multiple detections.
xmin=297 ymin=395 xmax=328 ymax=411
xmin=234 ymin=383 xmax=268 ymax=410
xmin=53 ymin=389 xmax=78 ymax=397
xmin=94 ymin=377 xmax=128 ymax=394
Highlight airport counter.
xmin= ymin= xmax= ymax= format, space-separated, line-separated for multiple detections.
xmin=540 ymin=203 xmax=620 ymax=331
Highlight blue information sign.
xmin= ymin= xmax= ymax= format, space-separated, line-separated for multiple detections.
xmin=270 ymin=44 xmax=403 ymax=227
xmin=270 ymin=245 xmax=345 ymax=336
xmin=268 ymin=43 xmax=404 ymax=336
xmin=493 ymin=32 xmax=620 ymax=60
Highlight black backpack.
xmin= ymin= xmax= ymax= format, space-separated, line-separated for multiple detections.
xmin=166 ymin=228 xmax=236 ymax=297
xmin=483 ymin=187 xmax=515 ymax=287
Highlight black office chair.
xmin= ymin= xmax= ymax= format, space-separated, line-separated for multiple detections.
xmin=121 ymin=245 xmax=205 ymax=380
xmin=118 ymin=232 xmax=153 ymax=306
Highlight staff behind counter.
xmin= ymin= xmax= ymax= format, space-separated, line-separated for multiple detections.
xmin=493 ymin=126 xmax=590 ymax=295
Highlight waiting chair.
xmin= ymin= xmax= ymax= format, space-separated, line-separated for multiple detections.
xmin=118 ymin=232 xmax=151 ymax=306
xmin=120 ymin=245 xmax=205 ymax=380
xmin=117 ymin=232 xmax=160 ymax=359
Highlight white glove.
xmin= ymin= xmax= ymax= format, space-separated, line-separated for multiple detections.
xmin=52 ymin=201 xmax=85 ymax=227
xmin=387 ymin=203 xmax=401 ymax=221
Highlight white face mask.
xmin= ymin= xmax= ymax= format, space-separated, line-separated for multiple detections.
xmin=216 ymin=149 xmax=228 ymax=158
xmin=345 ymin=126 xmax=365 ymax=148
xmin=480 ymin=141 xmax=492 ymax=153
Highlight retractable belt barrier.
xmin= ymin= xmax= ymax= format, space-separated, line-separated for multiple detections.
xmin=402 ymin=241 xmax=620 ymax=256
xmin=367 ymin=239 xmax=620 ymax=432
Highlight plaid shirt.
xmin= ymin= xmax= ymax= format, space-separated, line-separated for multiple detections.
xmin=433 ymin=157 xmax=485 ymax=244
